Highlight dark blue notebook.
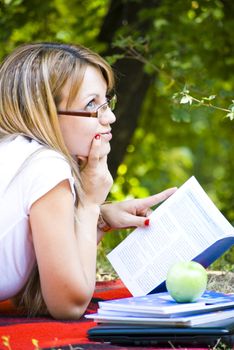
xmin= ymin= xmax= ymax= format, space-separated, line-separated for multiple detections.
xmin=88 ymin=318 xmax=234 ymax=347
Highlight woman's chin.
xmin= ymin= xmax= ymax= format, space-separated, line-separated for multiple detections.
xmin=100 ymin=143 xmax=111 ymax=158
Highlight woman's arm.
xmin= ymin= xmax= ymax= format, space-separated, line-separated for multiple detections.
xmin=30 ymin=180 xmax=99 ymax=319
xmin=30 ymin=136 xmax=113 ymax=319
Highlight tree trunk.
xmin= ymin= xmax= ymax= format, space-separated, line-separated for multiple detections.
xmin=99 ymin=0 xmax=160 ymax=177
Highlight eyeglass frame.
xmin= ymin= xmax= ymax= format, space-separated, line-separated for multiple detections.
xmin=57 ymin=94 xmax=117 ymax=118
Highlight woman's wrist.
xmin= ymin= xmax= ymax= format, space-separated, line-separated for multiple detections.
xmin=77 ymin=202 xmax=100 ymax=223
xmin=98 ymin=202 xmax=112 ymax=232
xmin=97 ymin=213 xmax=112 ymax=232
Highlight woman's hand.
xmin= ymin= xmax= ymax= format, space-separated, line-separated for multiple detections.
xmin=100 ymin=187 xmax=177 ymax=230
xmin=77 ymin=135 xmax=113 ymax=206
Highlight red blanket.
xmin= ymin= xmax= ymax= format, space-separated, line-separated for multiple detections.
xmin=0 ymin=280 xmax=209 ymax=350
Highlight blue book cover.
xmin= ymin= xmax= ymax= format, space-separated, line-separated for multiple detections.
xmin=98 ymin=290 xmax=234 ymax=317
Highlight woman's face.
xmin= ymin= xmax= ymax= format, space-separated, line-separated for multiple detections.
xmin=58 ymin=65 xmax=116 ymax=158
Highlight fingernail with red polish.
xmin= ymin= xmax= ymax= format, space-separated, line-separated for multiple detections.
xmin=95 ymin=134 xmax=100 ymax=140
xmin=144 ymin=219 xmax=150 ymax=226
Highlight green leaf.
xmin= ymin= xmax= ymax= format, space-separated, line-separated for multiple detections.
xmin=171 ymin=108 xmax=191 ymax=122
xmin=202 ymin=95 xmax=216 ymax=101
xmin=182 ymin=86 xmax=190 ymax=94
xmin=105 ymin=54 xmax=125 ymax=65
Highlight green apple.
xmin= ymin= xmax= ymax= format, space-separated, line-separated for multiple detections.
xmin=166 ymin=261 xmax=208 ymax=303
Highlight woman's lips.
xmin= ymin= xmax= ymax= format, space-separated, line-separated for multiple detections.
xmin=101 ymin=132 xmax=112 ymax=141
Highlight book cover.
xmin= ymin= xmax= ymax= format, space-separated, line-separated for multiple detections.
xmin=97 ymin=290 xmax=234 ymax=317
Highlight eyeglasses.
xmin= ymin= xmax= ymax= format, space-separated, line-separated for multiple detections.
xmin=57 ymin=95 xmax=117 ymax=118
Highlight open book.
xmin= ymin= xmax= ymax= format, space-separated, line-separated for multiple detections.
xmin=107 ymin=176 xmax=234 ymax=296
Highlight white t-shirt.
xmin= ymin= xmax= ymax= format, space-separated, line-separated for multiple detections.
xmin=0 ymin=135 xmax=75 ymax=301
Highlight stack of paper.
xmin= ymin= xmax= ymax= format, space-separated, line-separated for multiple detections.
xmin=85 ymin=290 xmax=234 ymax=327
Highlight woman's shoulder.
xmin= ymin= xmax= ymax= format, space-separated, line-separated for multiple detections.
xmin=0 ymin=135 xmax=66 ymax=163
xmin=0 ymin=135 xmax=73 ymax=193
xmin=0 ymin=135 xmax=76 ymax=211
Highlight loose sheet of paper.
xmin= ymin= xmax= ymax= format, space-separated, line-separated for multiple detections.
xmin=107 ymin=176 xmax=234 ymax=296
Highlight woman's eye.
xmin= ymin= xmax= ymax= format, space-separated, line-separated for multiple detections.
xmin=86 ymin=100 xmax=97 ymax=111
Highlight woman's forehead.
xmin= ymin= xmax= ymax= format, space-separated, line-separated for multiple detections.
xmin=78 ymin=65 xmax=107 ymax=96
xmin=70 ymin=65 xmax=107 ymax=103
xmin=59 ymin=65 xmax=107 ymax=108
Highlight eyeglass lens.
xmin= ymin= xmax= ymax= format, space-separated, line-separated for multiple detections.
xmin=109 ymin=95 xmax=117 ymax=111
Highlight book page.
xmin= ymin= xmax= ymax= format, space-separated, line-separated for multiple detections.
xmin=107 ymin=176 xmax=234 ymax=296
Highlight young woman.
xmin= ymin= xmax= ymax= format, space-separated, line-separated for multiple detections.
xmin=0 ymin=42 xmax=176 ymax=319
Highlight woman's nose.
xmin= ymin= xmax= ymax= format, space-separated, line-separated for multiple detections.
xmin=99 ymin=109 xmax=116 ymax=125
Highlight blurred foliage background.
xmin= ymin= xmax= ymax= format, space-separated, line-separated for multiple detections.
xmin=0 ymin=0 xmax=233 ymax=271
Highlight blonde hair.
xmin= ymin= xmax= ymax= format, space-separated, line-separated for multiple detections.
xmin=0 ymin=42 xmax=114 ymax=316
